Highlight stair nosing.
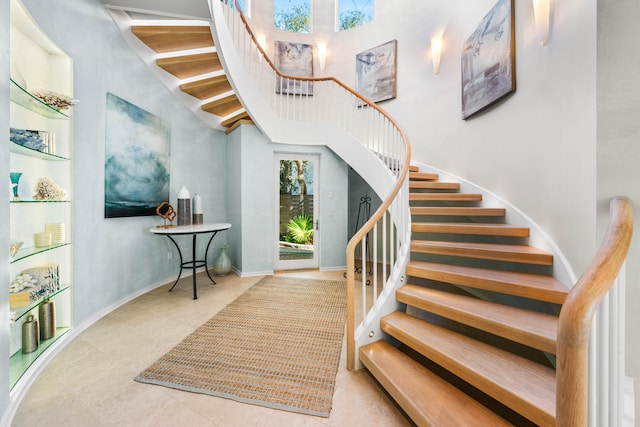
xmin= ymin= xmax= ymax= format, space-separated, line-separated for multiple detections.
xmin=410 ymin=240 xmax=553 ymax=265
xmin=382 ymin=311 xmax=556 ymax=427
xmin=360 ymin=340 xmax=513 ymax=426
xmin=409 ymin=193 xmax=483 ymax=201
xmin=411 ymin=206 xmax=506 ymax=217
xmin=397 ymin=284 xmax=558 ymax=354
xmin=406 ymin=260 xmax=568 ymax=304
xmin=412 ymin=222 xmax=530 ymax=237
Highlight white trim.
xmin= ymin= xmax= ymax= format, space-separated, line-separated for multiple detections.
xmin=624 ymin=376 xmax=635 ymax=427
xmin=233 ymin=267 xmax=274 ymax=277
xmin=320 ymin=265 xmax=346 ymax=272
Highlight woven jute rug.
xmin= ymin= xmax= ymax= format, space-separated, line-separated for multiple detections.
xmin=135 ymin=275 xmax=347 ymax=417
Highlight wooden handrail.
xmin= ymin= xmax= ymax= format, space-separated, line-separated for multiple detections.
xmin=229 ymin=0 xmax=412 ymax=371
xmin=556 ymin=196 xmax=633 ymax=426
xmin=231 ymin=0 xmax=407 ymax=121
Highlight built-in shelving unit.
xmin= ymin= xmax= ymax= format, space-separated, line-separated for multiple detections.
xmin=8 ymin=0 xmax=73 ymax=392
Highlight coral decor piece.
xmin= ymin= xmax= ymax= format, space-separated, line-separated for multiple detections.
xmin=33 ymin=177 xmax=66 ymax=201
xmin=31 ymin=89 xmax=79 ymax=111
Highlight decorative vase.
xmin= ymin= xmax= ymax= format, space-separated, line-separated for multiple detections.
xmin=177 ymin=186 xmax=191 ymax=226
xmin=213 ymin=245 xmax=232 ymax=276
xmin=39 ymin=299 xmax=56 ymax=340
xmin=192 ymin=193 xmax=203 ymax=224
xmin=10 ymin=172 xmax=22 ymax=201
xmin=22 ymin=314 xmax=39 ymax=354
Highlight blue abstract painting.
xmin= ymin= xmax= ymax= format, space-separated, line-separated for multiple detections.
xmin=104 ymin=93 xmax=170 ymax=218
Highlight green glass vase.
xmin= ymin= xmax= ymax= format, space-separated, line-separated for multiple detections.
xmin=213 ymin=245 xmax=232 ymax=276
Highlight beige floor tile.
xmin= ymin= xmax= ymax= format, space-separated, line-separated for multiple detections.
xmin=12 ymin=271 xmax=409 ymax=427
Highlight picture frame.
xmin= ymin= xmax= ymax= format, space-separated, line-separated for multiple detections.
xmin=461 ymin=0 xmax=516 ymax=119
xmin=274 ymin=41 xmax=314 ymax=96
xmin=355 ymin=40 xmax=397 ymax=104
xmin=104 ymin=93 xmax=171 ymax=218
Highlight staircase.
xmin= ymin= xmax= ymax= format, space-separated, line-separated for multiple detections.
xmin=101 ymin=2 xmax=634 ymax=426
xmin=359 ymin=165 xmax=568 ymax=425
xmin=110 ymin=12 xmax=251 ymax=131
xmin=356 ymin=167 xmax=635 ymax=427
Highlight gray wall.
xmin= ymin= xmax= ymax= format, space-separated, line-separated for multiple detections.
xmin=348 ymin=167 xmax=381 ymax=240
xmin=10 ymin=0 xmax=228 ymax=327
xmin=226 ymin=127 xmax=243 ymax=272
xmin=597 ymin=0 xmax=640 ymax=414
xmin=233 ymin=125 xmax=348 ymax=274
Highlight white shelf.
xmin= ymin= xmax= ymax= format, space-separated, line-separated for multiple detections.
xmin=7 ymin=0 xmax=73 ymax=392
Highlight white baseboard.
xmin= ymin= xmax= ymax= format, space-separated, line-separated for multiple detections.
xmin=624 ymin=375 xmax=635 ymax=427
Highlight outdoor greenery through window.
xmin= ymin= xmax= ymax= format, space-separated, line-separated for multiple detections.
xmin=338 ymin=0 xmax=373 ymax=31
xmin=274 ymin=0 xmax=311 ymax=33
xmin=221 ymin=0 xmax=246 ymax=13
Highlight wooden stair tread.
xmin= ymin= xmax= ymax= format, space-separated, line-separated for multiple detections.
xmin=131 ymin=25 xmax=214 ymax=53
xmin=156 ymin=52 xmax=222 ymax=79
xmin=406 ymin=261 xmax=568 ymax=304
xmin=223 ymin=111 xmax=251 ymax=129
xmin=397 ymin=285 xmax=558 ymax=354
xmin=412 ymin=222 xmax=530 ymax=237
xmin=411 ymin=206 xmax=506 ymax=217
xmin=411 ymin=240 xmax=553 ymax=265
xmin=409 ymin=165 xmax=419 ymax=172
xmin=360 ymin=340 xmax=513 ymax=427
xmin=201 ymin=94 xmax=243 ymax=117
xmin=410 ymin=181 xmax=460 ymax=190
xmin=410 ymin=193 xmax=482 ymax=202
xmin=180 ymin=75 xmax=232 ymax=100
xmin=381 ymin=312 xmax=556 ymax=427
xmin=409 ymin=171 xmax=439 ymax=181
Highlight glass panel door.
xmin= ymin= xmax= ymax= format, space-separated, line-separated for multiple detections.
xmin=275 ymin=153 xmax=319 ymax=270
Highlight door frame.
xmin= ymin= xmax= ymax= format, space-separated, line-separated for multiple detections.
xmin=274 ymin=152 xmax=320 ymax=270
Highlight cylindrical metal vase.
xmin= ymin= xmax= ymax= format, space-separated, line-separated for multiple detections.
xmin=177 ymin=186 xmax=191 ymax=226
xmin=22 ymin=314 xmax=39 ymax=354
xmin=39 ymin=300 xmax=56 ymax=340
xmin=178 ymin=199 xmax=191 ymax=225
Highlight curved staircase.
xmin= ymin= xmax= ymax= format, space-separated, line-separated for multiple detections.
xmin=109 ymin=12 xmax=251 ymax=131
xmin=101 ymin=2 xmax=634 ymax=426
xmin=359 ymin=165 xmax=567 ymax=425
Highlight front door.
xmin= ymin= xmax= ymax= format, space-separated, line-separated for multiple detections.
xmin=274 ymin=153 xmax=319 ymax=270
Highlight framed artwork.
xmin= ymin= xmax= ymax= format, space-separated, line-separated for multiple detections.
xmin=356 ymin=40 xmax=397 ymax=104
xmin=104 ymin=93 xmax=171 ymax=218
xmin=461 ymin=0 xmax=515 ymax=119
xmin=274 ymin=41 xmax=314 ymax=95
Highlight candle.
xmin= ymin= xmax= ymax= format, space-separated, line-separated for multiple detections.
xmin=193 ymin=193 xmax=203 ymax=214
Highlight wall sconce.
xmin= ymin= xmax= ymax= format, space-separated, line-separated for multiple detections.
xmin=431 ymin=35 xmax=443 ymax=75
xmin=317 ymin=43 xmax=327 ymax=71
xmin=532 ymin=0 xmax=551 ymax=46
xmin=256 ymin=34 xmax=266 ymax=61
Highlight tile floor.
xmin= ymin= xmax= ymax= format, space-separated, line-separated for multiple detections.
xmin=12 ymin=270 xmax=411 ymax=427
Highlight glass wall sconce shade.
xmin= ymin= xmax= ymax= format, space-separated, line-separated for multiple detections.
xmin=317 ymin=43 xmax=327 ymax=71
xmin=532 ymin=0 xmax=551 ymax=46
xmin=431 ymin=35 xmax=442 ymax=75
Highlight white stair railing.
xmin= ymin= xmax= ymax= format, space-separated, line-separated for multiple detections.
xmin=209 ymin=0 xmax=412 ymax=370
xmin=591 ymin=266 xmax=630 ymax=427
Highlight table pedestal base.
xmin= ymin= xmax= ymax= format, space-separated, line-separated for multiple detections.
xmin=164 ymin=231 xmax=219 ymax=299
